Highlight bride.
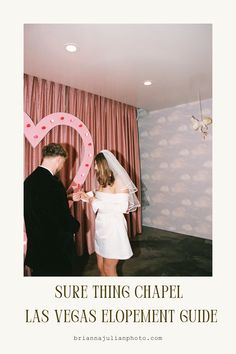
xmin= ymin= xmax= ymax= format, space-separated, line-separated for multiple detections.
xmin=76 ymin=150 xmax=140 ymax=276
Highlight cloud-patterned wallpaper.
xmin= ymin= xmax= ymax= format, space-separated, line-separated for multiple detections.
xmin=138 ymin=99 xmax=212 ymax=239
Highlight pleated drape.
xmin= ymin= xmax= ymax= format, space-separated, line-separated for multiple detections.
xmin=24 ymin=74 xmax=142 ymax=255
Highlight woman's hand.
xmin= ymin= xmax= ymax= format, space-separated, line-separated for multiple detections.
xmin=72 ymin=191 xmax=94 ymax=203
xmin=80 ymin=191 xmax=90 ymax=202
xmin=72 ymin=191 xmax=82 ymax=202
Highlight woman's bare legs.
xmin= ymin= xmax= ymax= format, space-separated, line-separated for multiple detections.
xmin=96 ymin=254 xmax=119 ymax=276
xmin=103 ymin=258 xmax=119 ymax=276
xmin=96 ymin=254 xmax=106 ymax=276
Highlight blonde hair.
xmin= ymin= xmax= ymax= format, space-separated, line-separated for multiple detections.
xmin=95 ymin=152 xmax=115 ymax=187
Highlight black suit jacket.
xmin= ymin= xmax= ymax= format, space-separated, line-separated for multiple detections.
xmin=24 ymin=166 xmax=80 ymax=274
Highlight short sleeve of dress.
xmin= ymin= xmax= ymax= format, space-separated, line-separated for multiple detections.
xmin=91 ymin=198 xmax=100 ymax=213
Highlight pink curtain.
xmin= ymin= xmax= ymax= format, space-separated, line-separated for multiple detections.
xmin=24 ymin=74 xmax=142 ymax=255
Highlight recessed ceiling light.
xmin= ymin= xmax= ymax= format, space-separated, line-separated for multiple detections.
xmin=144 ymin=80 xmax=152 ymax=86
xmin=65 ymin=43 xmax=77 ymax=52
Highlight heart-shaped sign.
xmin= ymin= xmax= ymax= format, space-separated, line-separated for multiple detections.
xmin=24 ymin=112 xmax=94 ymax=205
xmin=24 ymin=112 xmax=94 ymax=257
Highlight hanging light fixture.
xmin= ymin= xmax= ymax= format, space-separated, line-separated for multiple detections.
xmin=191 ymin=93 xmax=212 ymax=139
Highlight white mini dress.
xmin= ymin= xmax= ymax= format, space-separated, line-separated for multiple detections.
xmin=91 ymin=191 xmax=133 ymax=260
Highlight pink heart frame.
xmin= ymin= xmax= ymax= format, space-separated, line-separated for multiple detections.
xmin=24 ymin=112 xmax=94 ymax=205
xmin=24 ymin=112 xmax=94 ymax=256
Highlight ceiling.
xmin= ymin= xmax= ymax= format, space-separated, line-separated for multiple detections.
xmin=24 ymin=24 xmax=212 ymax=111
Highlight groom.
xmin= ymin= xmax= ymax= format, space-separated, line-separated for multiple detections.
xmin=24 ymin=143 xmax=80 ymax=276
